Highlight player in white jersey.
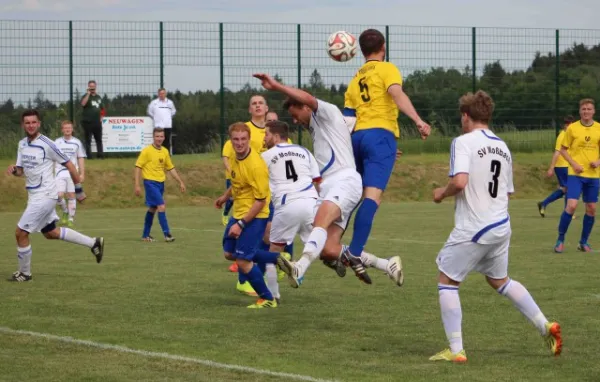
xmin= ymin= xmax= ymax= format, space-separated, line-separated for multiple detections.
xmin=6 ymin=110 xmax=104 ymax=282
xmin=54 ymin=120 xmax=87 ymax=226
xmin=429 ymin=91 xmax=561 ymax=363
xmin=253 ymin=73 xmax=403 ymax=288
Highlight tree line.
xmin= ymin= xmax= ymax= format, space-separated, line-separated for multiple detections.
xmin=0 ymin=42 xmax=599 ymax=155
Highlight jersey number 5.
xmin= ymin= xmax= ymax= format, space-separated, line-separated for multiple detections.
xmin=285 ymin=160 xmax=298 ymax=182
xmin=488 ymin=160 xmax=501 ymax=198
xmin=358 ymin=77 xmax=371 ymax=102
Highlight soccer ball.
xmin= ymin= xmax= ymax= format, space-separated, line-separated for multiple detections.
xmin=327 ymin=31 xmax=357 ymax=62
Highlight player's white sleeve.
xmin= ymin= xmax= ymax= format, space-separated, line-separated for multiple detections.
xmin=308 ymin=151 xmax=321 ymax=180
xmin=343 ymin=116 xmax=356 ymax=133
xmin=147 ymin=100 xmax=154 ymax=118
xmin=449 ymin=137 xmax=470 ymax=177
xmin=170 ymin=99 xmax=176 ymax=116
xmin=16 ymin=145 xmax=23 ymax=168
xmin=314 ymin=99 xmax=339 ymax=125
xmin=507 ymin=163 xmax=515 ymax=194
xmin=44 ymin=139 xmax=70 ymax=165
xmin=78 ymin=139 xmax=87 ymax=158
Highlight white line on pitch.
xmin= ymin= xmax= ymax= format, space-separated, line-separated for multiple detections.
xmin=0 ymin=327 xmax=339 ymax=382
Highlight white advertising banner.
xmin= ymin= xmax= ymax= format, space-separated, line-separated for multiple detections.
xmin=91 ymin=117 xmax=154 ymax=153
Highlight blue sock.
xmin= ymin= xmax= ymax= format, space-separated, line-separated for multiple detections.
xmin=259 ymin=240 xmax=270 ymax=251
xmin=245 ymin=264 xmax=273 ymax=300
xmin=224 ymin=199 xmax=233 ymax=216
xmin=257 ymin=261 xmax=266 ymax=275
xmin=158 ymin=211 xmax=170 ymax=235
xmin=284 ymin=242 xmax=294 ymax=259
xmin=581 ymin=214 xmax=595 ymax=244
xmin=254 ymin=249 xmax=279 ymax=264
xmin=143 ymin=211 xmax=154 ymax=238
xmin=349 ymin=198 xmax=379 ymax=256
xmin=238 ymin=269 xmax=248 ymax=284
xmin=542 ymin=189 xmax=565 ymax=207
xmin=558 ymin=211 xmax=573 ymax=241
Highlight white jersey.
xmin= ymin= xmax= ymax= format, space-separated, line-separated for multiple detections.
xmin=16 ymin=134 xmax=70 ymax=201
xmin=308 ymin=99 xmax=357 ymax=179
xmin=447 ymin=129 xmax=514 ymax=245
xmin=261 ymin=143 xmax=320 ymax=208
xmin=54 ymin=136 xmax=86 ymax=178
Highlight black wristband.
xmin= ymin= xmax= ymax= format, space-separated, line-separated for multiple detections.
xmin=236 ymin=219 xmax=246 ymax=229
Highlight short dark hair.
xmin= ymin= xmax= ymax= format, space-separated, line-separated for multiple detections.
xmin=359 ymin=29 xmax=385 ymax=57
xmin=459 ymin=90 xmax=495 ymax=124
xmin=564 ymin=115 xmax=575 ymax=124
xmin=153 ymin=127 xmax=165 ymax=136
xmin=88 ymin=80 xmax=96 ymax=86
xmin=266 ymin=120 xmax=289 ymax=140
xmin=21 ymin=109 xmax=41 ymax=122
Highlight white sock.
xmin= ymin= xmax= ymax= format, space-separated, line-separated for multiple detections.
xmin=17 ymin=245 xmax=33 ymax=275
xmin=266 ymin=264 xmax=280 ymax=299
xmin=498 ymin=279 xmax=548 ymax=335
xmin=360 ymin=251 xmax=389 ymax=272
xmin=59 ymin=227 xmax=95 ymax=248
xmin=67 ymin=198 xmax=76 ymax=220
xmin=438 ymin=284 xmax=463 ymax=354
xmin=297 ymin=227 xmax=328 ymax=277
xmin=58 ymin=198 xmax=68 ymax=214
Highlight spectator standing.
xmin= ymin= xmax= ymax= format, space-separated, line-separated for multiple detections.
xmin=147 ymin=88 xmax=177 ymax=153
xmin=80 ymin=80 xmax=105 ymax=159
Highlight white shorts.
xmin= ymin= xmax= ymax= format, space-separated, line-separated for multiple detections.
xmin=270 ymin=197 xmax=317 ymax=245
xmin=56 ymin=175 xmax=75 ymax=193
xmin=18 ymin=198 xmax=59 ymax=233
xmin=317 ymin=169 xmax=363 ymax=230
xmin=436 ymin=236 xmax=510 ymax=283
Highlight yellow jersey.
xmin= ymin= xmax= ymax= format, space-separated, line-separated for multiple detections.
xmin=135 ymin=144 xmax=174 ymax=182
xmin=561 ymin=120 xmax=600 ymax=178
xmin=554 ymin=130 xmax=568 ymax=168
xmin=222 ymin=121 xmax=291 ymax=179
xmin=344 ymin=60 xmax=403 ymax=138
xmin=230 ymin=148 xmax=271 ymax=219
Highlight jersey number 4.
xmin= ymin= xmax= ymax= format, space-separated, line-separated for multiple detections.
xmin=285 ymin=160 xmax=298 ymax=182
xmin=488 ymin=160 xmax=501 ymax=198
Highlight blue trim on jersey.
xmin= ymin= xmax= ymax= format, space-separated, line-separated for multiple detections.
xmin=281 ymin=184 xmax=314 ymax=206
xmin=481 ymin=130 xmax=502 ymax=141
xmin=26 ymin=176 xmax=43 ymax=190
xmin=27 ymin=143 xmax=46 ymax=161
xmin=40 ymin=135 xmax=69 ymax=162
xmin=342 ymin=107 xmax=356 ymax=117
xmin=471 ymin=216 xmax=510 ymax=243
xmin=320 ymin=147 xmax=335 ymax=176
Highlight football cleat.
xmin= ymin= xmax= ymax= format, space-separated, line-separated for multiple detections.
xmin=277 ymin=254 xmax=301 ymax=288
xmin=341 ymin=249 xmax=372 ymax=285
xmin=429 ymin=349 xmax=467 ymax=363
xmin=229 ymin=262 xmax=239 ymax=272
xmin=221 ymin=212 xmax=228 ymax=226
xmin=322 ymin=259 xmax=346 ymax=278
xmin=142 ymin=236 xmax=155 ymax=242
xmin=577 ymin=243 xmax=591 ymax=252
xmin=247 ymin=298 xmax=278 ymax=309
xmin=386 ymin=256 xmax=404 ymax=287
xmin=59 ymin=213 xmax=68 ymax=226
xmin=91 ymin=237 xmax=104 ymax=264
xmin=67 ymin=219 xmax=74 ymax=228
xmin=165 ymin=234 xmax=175 ymax=243
xmin=10 ymin=271 xmax=32 ymax=282
xmin=537 ymin=202 xmax=546 ymax=218
xmin=544 ymin=322 xmax=562 ymax=356
xmin=554 ymin=240 xmax=564 ymax=253
xmin=236 ymin=281 xmax=257 ymax=297
xmin=278 ymin=252 xmax=291 ymax=281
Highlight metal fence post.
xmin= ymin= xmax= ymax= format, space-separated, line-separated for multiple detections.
xmin=69 ymin=20 xmax=74 ymax=122
xmin=159 ymin=22 xmax=164 ymax=89
xmin=472 ymin=27 xmax=476 ymax=93
xmin=385 ymin=25 xmax=389 ymax=62
xmin=297 ymin=23 xmax=302 ymax=146
xmin=555 ymin=29 xmax=560 ymax=136
xmin=219 ymin=23 xmax=225 ymax=150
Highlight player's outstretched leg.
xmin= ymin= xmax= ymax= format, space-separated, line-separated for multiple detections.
xmin=343 ymin=198 xmax=377 ymax=284
xmin=49 ymin=226 xmax=104 ymax=264
xmin=493 ymin=277 xmax=562 ymax=356
xmin=538 ymin=188 xmax=565 ymax=217
xmin=142 ymin=208 xmax=155 ymax=242
xmin=239 ymin=259 xmax=277 ymax=309
xmin=254 ymin=249 xmax=288 ymax=300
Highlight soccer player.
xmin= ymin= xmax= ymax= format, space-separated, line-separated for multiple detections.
xmin=430 ymin=91 xmax=561 ymax=362
xmin=7 ymin=109 xmax=104 ymax=282
xmin=54 ymin=120 xmax=86 ymax=227
xmin=261 ymin=120 xmax=320 ymax=299
xmin=253 ymin=73 xmax=403 ymax=288
xmin=134 ymin=128 xmax=186 ymax=242
xmin=215 ymin=122 xmax=280 ymax=308
xmin=537 ymin=115 xmax=575 ymax=217
xmin=266 ymin=111 xmax=279 ymax=122
xmin=342 ymin=29 xmax=430 ymax=275
xmin=554 ymin=98 xmax=600 ymax=253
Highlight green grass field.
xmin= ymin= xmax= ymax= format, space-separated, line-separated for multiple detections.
xmin=1 ymin=201 xmax=599 ymax=381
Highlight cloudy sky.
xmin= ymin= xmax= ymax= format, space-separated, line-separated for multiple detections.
xmin=1 ymin=0 xmax=599 ymax=105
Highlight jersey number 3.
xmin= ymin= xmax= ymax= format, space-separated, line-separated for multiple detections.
xmin=358 ymin=77 xmax=371 ymax=102
xmin=488 ymin=160 xmax=501 ymax=198
xmin=285 ymin=160 xmax=298 ymax=182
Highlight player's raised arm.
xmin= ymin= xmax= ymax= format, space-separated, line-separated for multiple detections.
xmin=253 ymin=73 xmax=318 ymax=111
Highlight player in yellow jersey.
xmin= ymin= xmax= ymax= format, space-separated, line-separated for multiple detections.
xmin=554 ymin=99 xmax=600 ymax=253
xmin=538 ymin=116 xmax=575 ymax=217
xmin=215 ymin=122 xmax=281 ymax=308
xmin=341 ymin=28 xmax=431 ymax=267
xmin=134 ymin=128 xmax=186 ymax=242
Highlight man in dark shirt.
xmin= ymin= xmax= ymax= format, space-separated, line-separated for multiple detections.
xmin=80 ymin=80 xmax=104 ymax=159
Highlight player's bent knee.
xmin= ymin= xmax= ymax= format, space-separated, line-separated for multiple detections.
xmin=314 ymin=201 xmax=342 ymax=228
xmin=485 ymin=275 xmax=509 ymax=290
xmin=157 ymin=205 xmax=166 ymax=212
xmin=236 ymin=258 xmax=253 ymax=273
xmin=363 ymin=187 xmax=383 ymax=205
xmin=438 ymin=271 xmax=460 ymax=286
xmin=41 ymin=221 xmax=59 ymax=239
xmin=585 ymin=203 xmax=596 ymax=216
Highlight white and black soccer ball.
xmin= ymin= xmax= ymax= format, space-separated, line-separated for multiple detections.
xmin=327 ymin=31 xmax=357 ymax=62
